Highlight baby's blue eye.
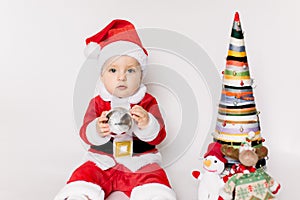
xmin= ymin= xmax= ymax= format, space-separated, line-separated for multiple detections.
xmin=109 ymin=68 xmax=116 ymax=73
xmin=127 ymin=68 xmax=135 ymax=73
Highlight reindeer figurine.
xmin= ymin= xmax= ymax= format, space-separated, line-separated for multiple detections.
xmin=220 ymin=132 xmax=281 ymax=200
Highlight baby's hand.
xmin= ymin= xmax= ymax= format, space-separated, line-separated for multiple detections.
xmin=96 ymin=111 xmax=110 ymax=137
xmin=130 ymin=105 xmax=149 ymax=130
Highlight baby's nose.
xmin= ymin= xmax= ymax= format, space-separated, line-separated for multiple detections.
xmin=118 ymin=72 xmax=127 ymax=81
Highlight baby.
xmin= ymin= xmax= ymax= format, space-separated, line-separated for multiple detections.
xmin=54 ymin=19 xmax=176 ymax=200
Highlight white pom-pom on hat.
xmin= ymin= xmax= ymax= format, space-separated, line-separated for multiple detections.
xmin=84 ymin=42 xmax=101 ymax=58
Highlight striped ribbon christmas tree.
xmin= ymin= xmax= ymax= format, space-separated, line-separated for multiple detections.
xmin=213 ymin=12 xmax=263 ymax=154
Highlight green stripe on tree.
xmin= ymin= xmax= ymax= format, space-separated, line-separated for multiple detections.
xmin=231 ymin=29 xmax=244 ymax=39
xmin=224 ymin=69 xmax=250 ymax=76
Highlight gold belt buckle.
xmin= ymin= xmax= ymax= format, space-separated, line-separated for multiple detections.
xmin=113 ymin=140 xmax=133 ymax=158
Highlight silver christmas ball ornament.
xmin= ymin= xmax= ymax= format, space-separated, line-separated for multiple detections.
xmin=106 ymin=107 xmax=133 ymax=135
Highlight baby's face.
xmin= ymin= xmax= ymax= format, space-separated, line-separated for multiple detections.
xmin=101 ymin=56 xmax=142 ymax=98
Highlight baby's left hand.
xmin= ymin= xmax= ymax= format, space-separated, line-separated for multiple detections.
xmin=130 ymin=105 xmax=149 ymax=130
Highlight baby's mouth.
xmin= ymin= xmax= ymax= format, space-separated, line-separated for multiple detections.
xmin=117 ymin=85 xmax=127 ymax=90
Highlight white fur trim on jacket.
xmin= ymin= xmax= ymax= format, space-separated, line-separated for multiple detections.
xmin=84 ymin=151 xmax=116 ymax=170
xmin=95 ymin=81 xmax=146 ymax=104
xmin=116 ymin=152 xmax=162 ymax=172
xmin=86 ymin=118 xmax=112 ymax=146
xmin=133 ymin=113 xmax=160 ymax=142
xmin=130 ymin=183 xmax=176 ymax=200
xmin=54 ymin=181 xmax=105 ymax=200
xmin=85 ymin=151 xmax=162 ymax=172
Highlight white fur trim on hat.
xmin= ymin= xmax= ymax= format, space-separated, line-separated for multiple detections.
xmin=97 ymin=41 xmax=147 ymax=70
xmin=84 ymin=40 xmax=147 ymax=69
xmin=130 ymin=183 xmax=176 ymax=200
xmin=54 ymin=181 xmax=105 ymax=200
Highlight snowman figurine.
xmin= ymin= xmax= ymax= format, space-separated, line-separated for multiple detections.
xmin=192 ymin=142 xmax=227 ymax=200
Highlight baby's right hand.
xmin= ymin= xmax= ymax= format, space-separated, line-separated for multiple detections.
xmin=96 ymin=111 xmax=110 ymax=137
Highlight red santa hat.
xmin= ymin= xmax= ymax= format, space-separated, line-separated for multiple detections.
xmin=204 ymin=142 xmax=227 ymax=163
xmin=84 ymin=19 xmax=148 ymax=70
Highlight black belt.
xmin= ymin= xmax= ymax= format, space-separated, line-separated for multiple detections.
xmin=90 ymin=138 xmax=156 ymax=155
xmin=214 ymin=139 xmax=262 ymax=146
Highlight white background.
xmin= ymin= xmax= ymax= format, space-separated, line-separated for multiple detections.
xmin=1 ymin=0 xmax=299 ymax=199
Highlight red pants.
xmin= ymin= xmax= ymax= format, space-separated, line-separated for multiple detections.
xmin=67 ymin=161 xmax=171 ymax=198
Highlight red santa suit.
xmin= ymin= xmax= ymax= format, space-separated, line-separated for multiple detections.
xmin=54 ymin=19 xmax=176 ymax=200
xmin=54 ymin=84 xmax=176 ymax=200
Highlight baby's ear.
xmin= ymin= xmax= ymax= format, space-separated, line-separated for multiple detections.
xmin=255 ymin=146 xmax=268 ymax=159
xmin=221 ymin=144 xmax=239 ymax=160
